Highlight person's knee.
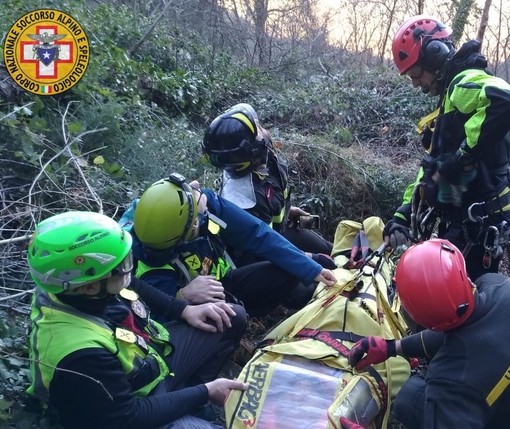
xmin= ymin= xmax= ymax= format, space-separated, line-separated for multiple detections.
xmin=281 ymin=282 xmax=315 ymax=309
xmin=229 ymin=303 xmax=248 ymax=338
xmin=392 ymin=375 xmax=426 ymax=429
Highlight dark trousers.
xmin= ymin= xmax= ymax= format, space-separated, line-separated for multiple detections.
xmin=283 ymin=226 xmax=333 ymax=255
xmin=392 ymin=375 xmax=426 ymax=429
xmin=221 ymin=262 xmax=302 ymax=317
xmin=161 ymin=303 xmax=247 ymax=390
xmin=153 ymin=305 xmax=246 ymax=429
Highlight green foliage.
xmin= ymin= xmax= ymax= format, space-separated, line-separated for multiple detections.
xmin=0 ymin=309 xmax=60 ymax=429
xmin=252 ymin=66 xmax=434 ymax=149
xmin=276 ymin=137 xmax=416 ymax=240
xmin=0 ymin=1 xmax=428 ymax=426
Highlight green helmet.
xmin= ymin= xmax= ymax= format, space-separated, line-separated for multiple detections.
xmin=28 ymin=211 xmax=133 ymax=294
xmin=134 ymin=173 xmax=198 ymax=250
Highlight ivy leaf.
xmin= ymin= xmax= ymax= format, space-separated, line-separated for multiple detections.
xmin=7 ymin=356 xmax=24 ymax=367
xmin=94 ymin=155 xmax=105 ymax=165
xmin=22 ymin=140 xmax=34 ymax=157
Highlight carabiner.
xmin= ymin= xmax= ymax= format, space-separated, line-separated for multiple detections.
xmin=483 ymin=225 xmax=499 ymax=251
xmin=467 ymin=202 xmax=487 ymax=223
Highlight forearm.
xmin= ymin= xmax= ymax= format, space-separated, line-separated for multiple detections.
xmin=400 ymin=167 xmax=424 ymax=207
xmin=126 ymin=385 xmax=209 ymax=428
xmin=53 ymin=351 xmax=209 ymax=429
xmin=206 ymin=189 xmax=322 ymax=283
xmin=396 ymin=330 xmax=445 ymax=359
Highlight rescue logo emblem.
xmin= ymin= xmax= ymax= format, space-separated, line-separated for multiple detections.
xmin=3 ymin=9 xmax=89 ymax=96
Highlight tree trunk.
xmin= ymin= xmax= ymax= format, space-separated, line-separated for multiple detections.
xmin=476 ymin=0 xmax=493 ymax=46
xmin=451 ymin=0 xmax=475 ymax=45
xmin=253 ymin=0 xmax=270 ymax=67
xmin=128 ymin=0 xmax=174 ymax=57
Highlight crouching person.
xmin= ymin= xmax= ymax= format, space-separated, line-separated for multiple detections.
xmin=26 ymin=211 xmax=247 ymax=429
xmin=347 ymin=239 xmax=510 ymax=429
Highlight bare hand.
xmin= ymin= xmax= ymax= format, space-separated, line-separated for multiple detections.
xmin=181 ymin=302 xmax=236 ymax=333
xmin=189 ymin=180 xmax=208 ymax=213
xmin=180 ymin=275 xmax=225 ymax=304
xmin=314 ymin=268 xmax=336 ymax=286
xmin=288 ymin=206 xmax=309 ymax=225
xmin=205 ymin=378 xmax=248 ymax=405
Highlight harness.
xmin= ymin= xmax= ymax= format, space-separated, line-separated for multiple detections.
xmin=410 ymin=180 xmax=510 ymax=267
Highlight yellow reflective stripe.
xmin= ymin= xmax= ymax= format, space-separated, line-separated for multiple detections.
xmin=272 ymin=207 xmax=285 ymax=224
xmin=233 ymin=161 xmax=251 ymax=172
xmin=231 ymin=112 xmax=255 ymax=134
xmin=486 ymin=366 xmax=510 ymax=406
xmin=497 ymin=187 xmax=510 ymax=212
xmin=135 ymin=260 xmax=174 ymax=278
xmin=208 ymin=218 xmax=221 ymax=235
xmin=416 ymin=108 xmax=440 ymax=135
xmin=272 ymin=185 xmax=289 ymax=225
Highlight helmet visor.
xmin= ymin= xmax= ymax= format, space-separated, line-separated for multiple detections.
xmin=111 ymin=250 xmax=134 ymax=276
xmin=206 ymin=144 xmax=251 ymax=168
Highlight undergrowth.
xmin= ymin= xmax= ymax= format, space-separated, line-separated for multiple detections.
xmin=0 ymin=1 xmax=430 ymax=427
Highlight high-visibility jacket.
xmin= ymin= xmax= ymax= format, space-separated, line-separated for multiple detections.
xmin=395 ymin=52 xmax=510 ymax=224
xmin=28 ymin=288 xmax=172 ymax=402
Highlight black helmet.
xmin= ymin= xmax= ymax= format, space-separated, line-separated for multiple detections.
xmin=202 ymin=103 xmax=268 ymax=178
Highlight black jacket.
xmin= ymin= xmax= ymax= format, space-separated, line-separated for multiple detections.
xmin=48 ymin=278 xmax=209 ymax=429
xmin=400 ymin=273 xmax=510 ymax=428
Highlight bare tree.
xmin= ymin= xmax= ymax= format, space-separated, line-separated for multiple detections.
xmin=451 ymin=0 xmax=476 ymax=44
xmin=483 ymin=0 xmax=510 ymax=79
xmin=91 ymin=0 xmax=510 ymax=79
xmin=128 ymin=0 xmax=174 ymax=56
xmin=476 ymin=0 xmax=493 ymax=44
xmin=378 ymin=0 xmax=399 ymax=64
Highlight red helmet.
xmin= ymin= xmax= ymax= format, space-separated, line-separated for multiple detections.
xmin=395 ymin=239 xmax=475 ymax=331
xmin=392 ymin=15 xmax=453 ymax=74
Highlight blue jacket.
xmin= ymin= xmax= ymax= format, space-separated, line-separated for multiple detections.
xmin=122 ymin=189 xmax=323 ymax=296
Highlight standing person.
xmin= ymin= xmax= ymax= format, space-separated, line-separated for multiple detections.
xmin=121 ymin=173 xmax=337 ymax=317
xmin=27 ymin=211 xmax=248 ymax=429
xmin=347 ymin=239 xmax=510 ymax=428
xmin=384 ymin=15 xmax=510 ymax=280
xmin=201 ymin=102 xmax=334 ymax=263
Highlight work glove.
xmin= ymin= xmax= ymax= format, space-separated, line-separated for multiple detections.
xmin=348 ymin=336 xmax=396 ymax=370
xmin=382 ymin=219 xmax=410 ymax=249
xmin=340 ymin=416 xmax=364 ymax=429
xmin=312 ymin=253 xmax=337 ymax=270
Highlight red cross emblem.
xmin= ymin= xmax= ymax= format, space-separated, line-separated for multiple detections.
xmin=20 ymin=25 xmax=73 ymax=79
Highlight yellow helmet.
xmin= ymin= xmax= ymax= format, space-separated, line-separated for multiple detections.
xmin=134 ymin=173 xmax=198 ymax=249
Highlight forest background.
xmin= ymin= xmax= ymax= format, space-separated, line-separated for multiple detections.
xmin=0 ymin=0 xmax=509 ymax=426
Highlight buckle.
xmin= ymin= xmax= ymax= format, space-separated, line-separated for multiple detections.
xmin=167 ymin=172 xmax=186 ymax=186
xmin=467 ymin=202 xmax=487 ymax=222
